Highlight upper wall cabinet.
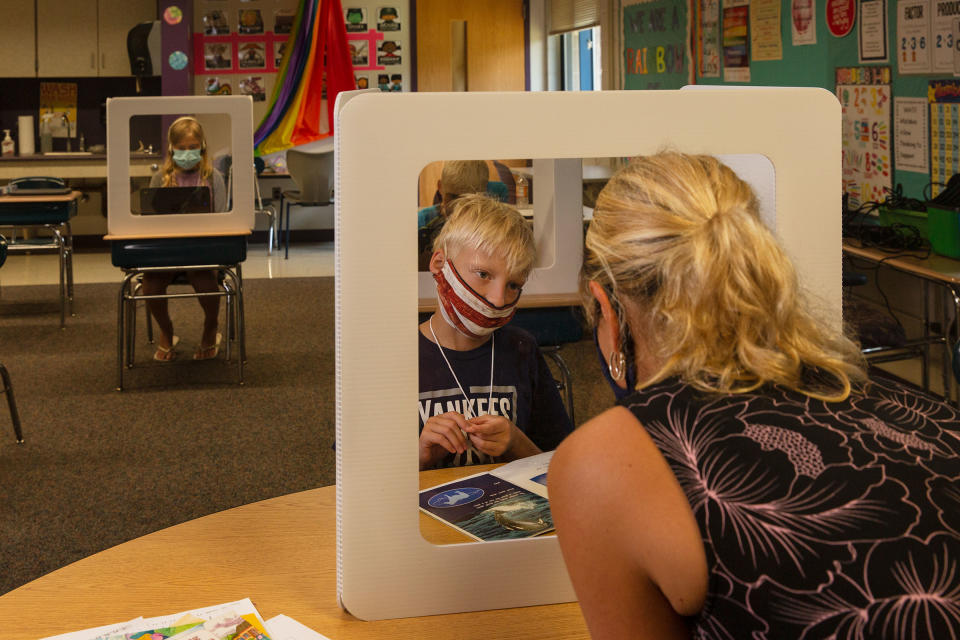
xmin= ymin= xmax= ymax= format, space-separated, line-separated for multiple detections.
xmin=36 ymin=0 xmax=155 ymax=77
xmin=0 ymin=0 xmax=37 ymax=77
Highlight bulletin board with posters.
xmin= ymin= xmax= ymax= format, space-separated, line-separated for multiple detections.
xmin=344 ymin=2 xmax=410 ymax=92
xmin=193 ymin=0 xmax=301 ymax=124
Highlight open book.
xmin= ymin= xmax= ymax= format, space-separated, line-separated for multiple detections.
xmin=418 ymin=451 xmax=555 ymax=542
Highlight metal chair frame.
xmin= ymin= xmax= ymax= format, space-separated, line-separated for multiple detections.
xmin=116 ymin=263 xmax=246 ymax=391
xmin=0 ymin=363 xmax=22 ymax=444
xmin=0 ymin=234 xmax=23 ymax=443
xmin=0 ymin=222 xmax=73 ymax=328
xmin=225 ymin=160 xmax=279 ymax=255
xmin=539 ymin=345 xmax=575 ymax=425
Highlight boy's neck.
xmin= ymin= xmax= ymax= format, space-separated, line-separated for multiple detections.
xmin=421 ymin=313 xmax=492 ymax=351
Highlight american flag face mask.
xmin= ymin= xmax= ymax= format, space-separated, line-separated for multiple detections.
xmin=433 ymin=257 xmax=520 ymax=339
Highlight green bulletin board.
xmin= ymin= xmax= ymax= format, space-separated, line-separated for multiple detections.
xmin=681 ymin=0 xmax=937 ymax=198
xmin=623 ymin=0 xmax=692 ymax=90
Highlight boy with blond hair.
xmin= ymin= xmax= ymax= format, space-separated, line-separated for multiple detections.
xmin=418 ymin=193 xmax=572 ymax=469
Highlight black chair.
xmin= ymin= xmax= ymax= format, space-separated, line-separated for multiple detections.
xmin=509 ymin=306 xmax=583 ymax=424
xmin=0 ymin=235 xmax=23 ymax=443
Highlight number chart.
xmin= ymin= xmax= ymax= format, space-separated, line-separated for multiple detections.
xmin=928 ymin=80 xmax=960 ymax=196
xmin=837 ymin=80 xmax=892 ymax=206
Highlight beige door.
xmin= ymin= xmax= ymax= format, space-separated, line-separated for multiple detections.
xmin=0 ymin=0 xmax=36 ymax=77
xmin=415 ymin=0 xmax=526 ymax=92
xmin=37 ymin=0 xmax=99 ymax=77
xmin=98 ymin=0 xmax=156 ymax=76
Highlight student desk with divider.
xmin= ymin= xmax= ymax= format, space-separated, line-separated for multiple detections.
xmin=0 ymin=465 xmax=588 ymax=640
xmin=0 ymin=190 xmax=80 ymax=327
xmin=843 ymin=238 xmax=960 ymax=406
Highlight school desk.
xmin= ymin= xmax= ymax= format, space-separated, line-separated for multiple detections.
xmin=0 ymin=190 xmax=81 ymax=327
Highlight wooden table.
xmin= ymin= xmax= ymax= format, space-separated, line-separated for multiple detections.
xmin=0 ymin=466 xmax=587 ymax=640
xmin=843 ymin=238 xmax=960 ymax=404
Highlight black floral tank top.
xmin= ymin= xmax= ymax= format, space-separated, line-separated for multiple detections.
xmin=620 ymin=374 xmax=960 ymax=639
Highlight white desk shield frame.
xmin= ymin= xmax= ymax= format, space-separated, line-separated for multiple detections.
xmin=335 ymin=88 xmax=841 ymax=620
xmin=106 ymin=95 xmax=255 ymax=237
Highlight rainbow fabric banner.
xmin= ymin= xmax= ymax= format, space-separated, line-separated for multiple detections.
xmin=254 ymin=0 xmax=355 ymax=155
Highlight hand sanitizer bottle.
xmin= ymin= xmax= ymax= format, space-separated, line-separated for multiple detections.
xmin=515 ymin=174 xmax=529 ymax=208
xmin=1 ymin=129 xmax=14 ymax=157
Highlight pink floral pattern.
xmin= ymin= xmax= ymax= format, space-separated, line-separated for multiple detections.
xmin=623 ymin=375 xmax=960 ymax=639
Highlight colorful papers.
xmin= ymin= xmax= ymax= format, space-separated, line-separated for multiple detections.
xmin=40 ymin=599 xmax=274 ymax=640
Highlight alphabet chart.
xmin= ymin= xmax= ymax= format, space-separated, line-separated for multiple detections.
xmin=837 ymin=77 xmax=892 ymax=206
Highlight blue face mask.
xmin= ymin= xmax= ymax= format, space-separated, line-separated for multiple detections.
xmin=172 ymin=148 xmax=202 ymax=170
xmin=593 ymin=326 xmax=637 ymax=402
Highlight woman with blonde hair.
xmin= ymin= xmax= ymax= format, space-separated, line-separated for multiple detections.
xmin=144 ymin=116 xmax=227 ymax=361
xmin=548 ymin=152 xmax=960 ymax=639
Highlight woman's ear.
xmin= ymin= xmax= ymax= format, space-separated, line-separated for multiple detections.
xmin=588 ymin=280 xmax=621 ymax=348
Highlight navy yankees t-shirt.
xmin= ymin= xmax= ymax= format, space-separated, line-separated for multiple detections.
xmin=418 ymin=325 xmax=573 ymax=467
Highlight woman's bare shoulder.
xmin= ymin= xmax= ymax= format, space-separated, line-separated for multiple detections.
xmin=550 ymin=406 xmax=708 ymax=618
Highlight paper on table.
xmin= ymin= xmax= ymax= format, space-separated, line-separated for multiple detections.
xmin=265 ymin=615 xmax=334 ymax=640
xmin=39 ymin=618 xmax=144 ymax=640
xmin=488 ymin=450 xmax=553 ymax=498
xmin=39 ymin=598 xmax=267 ymax=640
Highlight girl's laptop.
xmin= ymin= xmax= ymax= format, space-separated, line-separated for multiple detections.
xmin=139 ymin=186 xmax=212 ymax=214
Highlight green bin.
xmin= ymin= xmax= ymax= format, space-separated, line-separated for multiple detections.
xmin=878 ymin=206 xmax=929 ymax=240
xmin=926 ymin=204 xmax=960 ymax=258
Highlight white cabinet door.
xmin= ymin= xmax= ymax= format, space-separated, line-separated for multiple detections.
xmin=97 ymin=0 xmax=156 ymax=76
xmin=37 ymin=0 xmax=99 ymax=77
xmin=0 ymin=0 xmax=36 ymax=77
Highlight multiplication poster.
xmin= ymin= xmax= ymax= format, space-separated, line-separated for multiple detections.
xmin=929 ymin=80 xmax=960 ymax=196
xmin=836 ymin=67 xmax=892 ymax=206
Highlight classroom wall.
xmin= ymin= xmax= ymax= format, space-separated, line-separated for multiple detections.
xmin=684 ymin=0 xmax=938 ymax=199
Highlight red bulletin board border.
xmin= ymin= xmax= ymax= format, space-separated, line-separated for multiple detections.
xmin=348 ymin=29 xmax=386 ymax=71
xmin=194 ymin=32 xmax=290 ymax=75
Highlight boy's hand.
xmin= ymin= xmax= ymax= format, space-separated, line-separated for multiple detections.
xmin=464 ymin=415 xmax=516 ymax=458
xmin=420 ymin=412 xmax=469 ymax=470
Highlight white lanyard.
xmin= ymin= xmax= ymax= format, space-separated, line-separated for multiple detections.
xmin=429 ymin=316 xmax=494 ymax=465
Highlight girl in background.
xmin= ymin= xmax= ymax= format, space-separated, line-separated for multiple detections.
xmin=144 ymin=116 xmax=227 ymax=361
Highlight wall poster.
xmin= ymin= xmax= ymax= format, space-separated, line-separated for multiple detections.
xmin=929 ymin=80 xmax=960 ymax=195
xmin=932 ymin=0 xmax=960 ymax=71
xmin=836 ymin=67 xmax=892 ymax=206
xmin=898 ymin=0 xmax=932 ymax=73
xmin=859 ymin=0 xmax=889 ymax=62
xmin=792 ymin=0 xmax=818 ymax=44
xmin=623 ymin=0 xmax=692 ymax=90
xmin=39 ymin=82 xmax=77 ymax=138
xmin=722 ymin=0 xmax=750 ymax=82
xmin=699 ymin=0 xmax=722 ymax=76
xmin=751 ymin=0 xmax=783 ymax=60
xmin=894 ymin=96 xmax=929 ymax=173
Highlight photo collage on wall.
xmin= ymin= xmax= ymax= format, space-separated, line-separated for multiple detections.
xmin=193 ymin=1 xmax=301 ymax=118
xmin=346 ymin=3 xmax=409 ymax=92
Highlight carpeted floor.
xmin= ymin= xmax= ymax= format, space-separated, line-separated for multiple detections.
xmin=0 ymin=277 xmax=612 ymax=595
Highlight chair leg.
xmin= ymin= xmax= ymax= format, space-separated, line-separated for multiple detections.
xmin=117 ymin=274 xmax=136 ymax=391
xmin=285 ymin=201 xmax=291 ymax=259
xmin=0 ymin=363 xmax=23 ymax=443
xmin=542 ymin=347 xmax=575 ymax=425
